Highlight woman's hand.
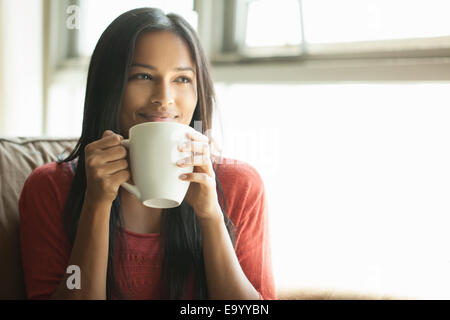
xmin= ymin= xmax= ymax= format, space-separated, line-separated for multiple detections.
xmin=176 ymin=131 xmax=222 ymax=221
xmin=84 ymin=130 xmax=130 ymax=206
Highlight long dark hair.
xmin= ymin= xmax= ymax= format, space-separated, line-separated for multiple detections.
xmin=57 ymin=7 xmax=236 ymax=299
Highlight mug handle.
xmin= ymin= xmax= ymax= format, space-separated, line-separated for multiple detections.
xmin=120 ymin=139 xmax=141 ymax=199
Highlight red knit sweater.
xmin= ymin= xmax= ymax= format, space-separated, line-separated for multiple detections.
xmin=19 ymin=158 xmax=276 ymax=300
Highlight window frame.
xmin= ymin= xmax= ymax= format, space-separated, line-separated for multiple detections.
xmin=236 ymin=0 xmax=304 ymax=58
xmin=194 ymin=0 xmax=450 ymax=83
xmin=46 ymin=0 xmax=450 ymax=100
xmin=196 ymin=0 xmax=450 ymax=61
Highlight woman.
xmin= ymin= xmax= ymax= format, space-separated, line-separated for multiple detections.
xmin=19 ymin=7 xmax=275 ymax=300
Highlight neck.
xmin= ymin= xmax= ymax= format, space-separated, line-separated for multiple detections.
xmin=119 ymin=187 xmax=163 ymax=234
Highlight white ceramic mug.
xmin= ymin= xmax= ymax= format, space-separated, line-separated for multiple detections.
xmin=120 ymin=122 xmax=196 ymax=208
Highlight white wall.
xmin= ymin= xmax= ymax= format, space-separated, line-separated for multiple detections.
xmin=0 ymin=0 xmax=43 ymax=137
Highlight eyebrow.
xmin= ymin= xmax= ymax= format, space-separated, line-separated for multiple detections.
xmin=131 ymin=62 xmax=195 ymax=73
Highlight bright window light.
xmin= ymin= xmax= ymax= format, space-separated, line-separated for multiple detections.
xmin=245 ymin=0 xmax=302 ymax=47
xmin=46 ymin=70 xmax=85 ymax=137
xmin=214 ymin=82 xmax=450 ymax=299
xmin=77 ymin=0 xmax=195 ymax=57
xmin=302 ymin=0 xmax=450 ymax=43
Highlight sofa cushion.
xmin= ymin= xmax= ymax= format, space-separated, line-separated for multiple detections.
xmin=0 ymin=137 xmax=78 ymax=299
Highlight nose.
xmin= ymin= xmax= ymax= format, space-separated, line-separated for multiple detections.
xmin=149 ymin=80 xmax=174 ymax=107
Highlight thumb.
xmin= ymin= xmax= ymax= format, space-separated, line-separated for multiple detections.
xmin=102 ymin=130 xmax=115 ymax=138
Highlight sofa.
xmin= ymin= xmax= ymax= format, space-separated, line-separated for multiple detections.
xmin=0 ymin=137 xmax=78 ymax=299
xmin=0 ymin=136 xmax=396 ymax=300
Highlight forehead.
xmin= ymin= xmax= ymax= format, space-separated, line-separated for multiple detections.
xmin=132 ymin=30 xmax=195 ymax=69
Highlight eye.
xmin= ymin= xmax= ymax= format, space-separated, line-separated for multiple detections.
xmin=176 ymin=76 xmax=192 ymax=84
xmin=130 ymin=73 xmax=152 ymax=81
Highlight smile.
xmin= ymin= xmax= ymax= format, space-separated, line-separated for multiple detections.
xmin=138 ymin=113 xmax=177 ymax=122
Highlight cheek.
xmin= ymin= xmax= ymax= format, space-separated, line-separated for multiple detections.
xmin=177 ymin=85 xmax=198 ymax=113
xmin=123 ymin=84 xmax=150 ymax=108
xmin=120 ymin=84 xmax=148 ymax=132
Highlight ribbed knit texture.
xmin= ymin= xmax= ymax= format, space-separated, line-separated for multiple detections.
xmin=19 ymin=158 xmax=275 ymax=299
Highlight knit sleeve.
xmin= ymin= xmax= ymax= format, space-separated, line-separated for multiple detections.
xmin=231 ymin=163 xmax=276 ymax=300
xmin=18 ymin=163 xmax=73 ymax=299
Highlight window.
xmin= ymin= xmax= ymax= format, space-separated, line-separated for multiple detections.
xmin=245 ymin=0 xmax=302 ymax=47
xmin=303 ymin=0 xmax=450 ymax=43
xmin=239 ymin=0 xmax=303 ymax=57
xmin=302 ymin=0 xmax=450 ymax=56
xmin=205 ymin=0 xmax=450 ymax=299
xmin=204 ymin=0 xmax=450 ymax=61
xmin=213 ymin=82 xmax=450 ymax=299
xmin=77 ymin=0 xmax=196 ymax=57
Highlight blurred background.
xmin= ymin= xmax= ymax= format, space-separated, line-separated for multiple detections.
xmin=1 ymin=0 xmax=450 ymax=299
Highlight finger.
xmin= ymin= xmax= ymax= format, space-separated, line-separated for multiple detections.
xmin=110 ymin=169 xmax=131 ymax=187
xmin=176 ymin=152 xmax=211 ymax=166
xmin=178 ymin=141 xmax=210 ymax=155
xmin=177 ymin=154 xmax=214 ymax=177
xmin=179 ymin=172 xmax=215 ymax=185
xmin=100 ymin=159 xmax=129 ymax=176
xmin=186 ymin=130 xmax=209 ymax=143
xmin=101 ymin=145 xmax=128 ymax=163
xmin=102 ymin=130 xmax=115 ymax=138
xmin=92 ymin=133 xmax=122 ymax=150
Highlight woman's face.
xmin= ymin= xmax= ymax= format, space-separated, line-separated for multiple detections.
xmin=120 ymin=31 xmax=198 ymax=137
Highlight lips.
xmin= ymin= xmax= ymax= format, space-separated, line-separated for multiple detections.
xmin=137 ymin=113 xmax=177 ymax=122
xmin=144 ymin=116 xmax=174 ymax=122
